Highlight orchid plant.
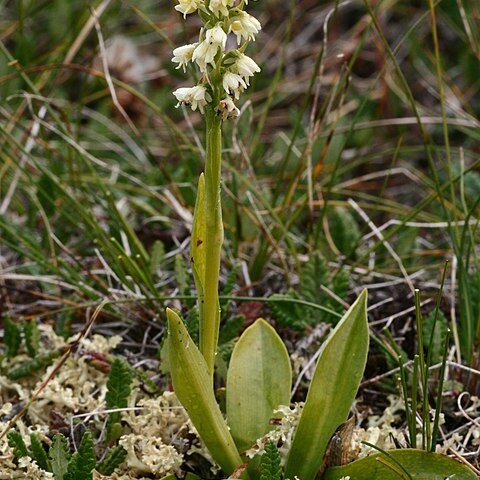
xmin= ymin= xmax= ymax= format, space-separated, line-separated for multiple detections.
xmin=170 ymin=0 xmax=261 ymax=380
xmin=166 ymin=1 xmax=369 ymax=480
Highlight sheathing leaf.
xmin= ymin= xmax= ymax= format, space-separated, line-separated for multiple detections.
xmin=166 ymin=308 xmax=243 ymax=475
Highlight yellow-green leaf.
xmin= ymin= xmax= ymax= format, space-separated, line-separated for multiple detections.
xmin=285 ymin=289 xmax=369 ymax=480
xmin=324 ymin=449 xmax=477 ymax=479
xmin=166 ymin=308 xmax=243 ymax=475
xmin=226 ymin=318 xmax=292 ymax=452
xmin=191 ymin=174 xmax=206 ymax=300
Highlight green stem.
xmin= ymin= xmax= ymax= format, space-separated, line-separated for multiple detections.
xmin=201 ymin=108 xmax=223 ymax=376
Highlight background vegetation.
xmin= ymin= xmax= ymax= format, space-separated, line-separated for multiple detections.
xmin=1 ymin=0 xmax=480 ymax=477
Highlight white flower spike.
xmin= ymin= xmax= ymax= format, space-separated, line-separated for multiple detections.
xmin=172 ymin=0 xmax=261 ymax=116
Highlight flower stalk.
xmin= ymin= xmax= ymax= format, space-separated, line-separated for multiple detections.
xmin=202 ymin=108 xmax=223 ymax=375
xmin=170 ymin=0 xmax=261 ymax=379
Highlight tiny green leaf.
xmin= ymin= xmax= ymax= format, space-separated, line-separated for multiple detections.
xmin=49 ymin=433 xmax=71 ymax=480
xmin=227 ymin=318 xmax=292 ymax=451
xmin=285 ymin=289 xmax=369 ymax=480
xmin=24 ymin=319 xmax=41 ymax=358
xmin=105 ymin=358 xmax=133 ymax=408
xmin=328 ymin=206 xmax=361 ymax=258
xmin=300 ymin=253 xmax=329 ymax=307
xmin=166 ymin=308 xmax=243 ymax=476
xmin=64 ymin=431 xmax=96 ymax=480
xmin=149 ymin=240 xmax=165 ymax=273
xmin=7 ymin=350 xmax=60 ymax=380
xmin=184 ymin=305 xmax=200 ymax=344
xmin=268 ymin=292 xmax=305 ymax=331
xmin=7 ymin=429 xmax=29 ymax=458
xmin=4 ymin=317 xmax=21 ymax=358
xmin=30 ymin=433 xmax=51 ymax=472
xmin=218 ymin=314 xmax=244 ymax=344
xmin=96 ymin=445 xmax=127 ymax=475
xmin=220 ymin=266 xmax=238 ymax=312
xmin=423 ymin=309 xmax=448 ymax=363
xmin=129 ymin=366 xmax=160 ymax=395
xmin=175 ymin=253 xmax=190 ymax=297
xmin=105 ymin=358 xmax=132 ymax=442
xmin=260 ymin=441 xmax=282 ymax=480
xmin=106 ymin=422 xmax=123 ymax=444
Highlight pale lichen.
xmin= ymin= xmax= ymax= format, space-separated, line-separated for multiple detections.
xmin=121 ymin=390 xmax=217 ymax=474
xmin=244 ymin=403 xmax=304 ymax=464
xmin=0 ymin=418 xmax=51 ymax=479
xmin=118 ymin=434 xmax=183 ymax=477
xmin=123 ymin=390 xmax=192 ymax=445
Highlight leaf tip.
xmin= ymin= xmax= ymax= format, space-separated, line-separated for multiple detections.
xmin=166 ymin=307 xmax=181 ymax=324
xmin=166 ymin=308 xmax=184 ymax=341
xmin=352 ymin=289 xmax=368 ymax=315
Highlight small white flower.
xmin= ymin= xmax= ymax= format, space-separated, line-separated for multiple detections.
xmin=173 ymin=87 xmax=192 ymax=104
xmin=209 ymin=0 xmax=234 ymax=17
xmin=205 ymin=24 xmax=228 ymax=49
xmin=172 ymin=43 xmax=198 ymax=72
xmin=192 ymin=41 xmax=215 ymax=71
xmin=173 ymin=85 xmax=211 ymax=113
xmin=235 ymin=53 xmax=260 ymax=84
xmin=217 ymin=97 xmax=240 ymax=120
xmin=222 ymin=71 xmax=247 ymax=99
xmin=192 ymin=25 xmax=227 ymax=71
xmin=189 ymin=85 xmax=211 ymax=112
xmin=175 ymin=0 xmax=202 ymax=17
xmin=230 ymin=11 xmax=261 ymax=44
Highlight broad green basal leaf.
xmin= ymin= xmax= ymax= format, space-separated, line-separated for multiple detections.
xmin=226 ymin=318 xmax=292 ymax=452
xmin=166 ymin=308 xmax=243 ymax=476
xmin=324 ymin=449 xmax=477 ymax=479
xmin=285 ymin=289 xmax=369 ymax=480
